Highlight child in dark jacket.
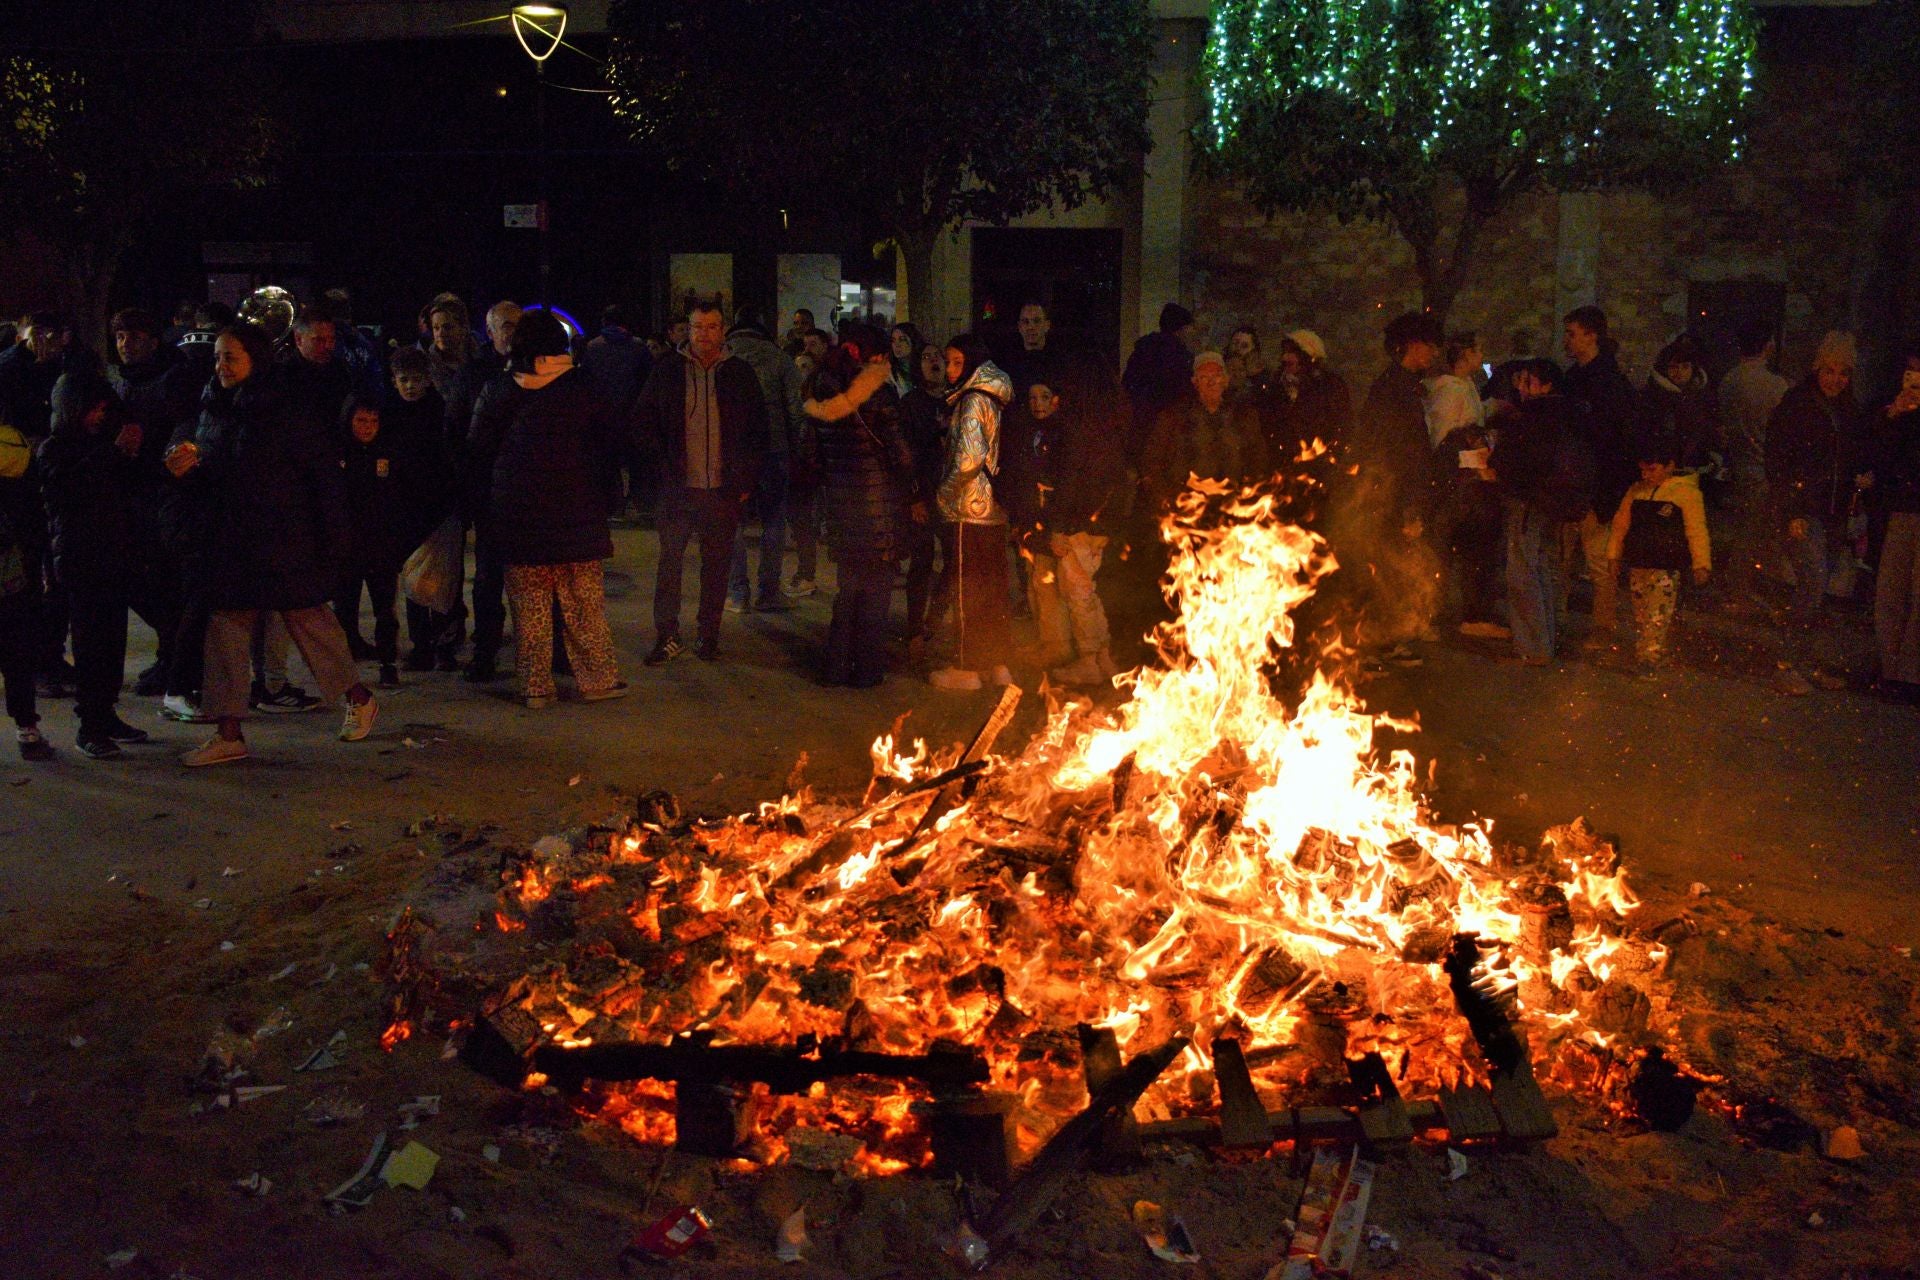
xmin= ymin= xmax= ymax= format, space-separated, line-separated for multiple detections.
xmin=385 ymin=348 xmax=458 ymax=670
xmin=333 ymin=395 xmax=440 ymax=685
xmin=0 ymin=424 xmax=52 ymax=759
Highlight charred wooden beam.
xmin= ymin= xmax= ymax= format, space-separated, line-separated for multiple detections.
xmin=1437 ymin=1085 xmax=1503 ymax=1143
xmin=927 ymin=1090 xmax=1017 ymax=1189
xmin=973 ymin=1035 xmax=1188 ymax=1261
xmin=1347 ymin=1051 xmax=1414 ymax=1147
xmin=459 ymin=1005 xmax=547 ymax=1087
xmin=1211 ymin=1038 xmax=1271 ymax=1148
xmin=531 ymin=1039 xmax=990 ymax=1095
xmin=1077 ymin=1024 xmax=1140 ymax=1167
xmin=675 ymin=1081 xmax=758 ymax=1157
xmin=1445 ymin=932 xmax=1559 ymax=1143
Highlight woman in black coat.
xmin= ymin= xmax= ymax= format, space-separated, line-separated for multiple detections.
xmin=163 ymin=323 xmax=377 ymax=766
xmin=802 ymin=323 xmax=919 ymax=687
xmin=468 ymin=310 xmax=624 ymax=707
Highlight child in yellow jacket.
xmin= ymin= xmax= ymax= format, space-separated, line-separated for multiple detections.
xmin=1608 ymin=434 xmax=1711 ymax=671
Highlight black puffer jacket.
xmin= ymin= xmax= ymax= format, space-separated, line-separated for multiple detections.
xmin=37 ymin=372 xmax=146 ymax=585
xmin=1766 ymin=378 xmax=1866 ymax=522
xmin=471 ymin=365 xmax=619 ymax=566
xmin=182 ymin=368 xmax=350 ymax=611
xmin=811 ymin=368 xmax=915 ymax=560
xmin=1875 ymin=408 xmax=1920 ymax=516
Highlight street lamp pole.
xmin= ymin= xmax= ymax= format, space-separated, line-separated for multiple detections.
xmin=510 ymin=4 xmax=567 ymax=306
xmin=536 ymin=57 xmax=549 ymax=305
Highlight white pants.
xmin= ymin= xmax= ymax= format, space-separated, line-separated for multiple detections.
xmin=1030 ymin=532 xmax=1110 ymax=661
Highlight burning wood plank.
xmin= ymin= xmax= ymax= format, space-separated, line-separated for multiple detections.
xmin=1444 ymin=932 xmax=1559 ymax=1143
xmin=530 ymin=1038 xmax=991 ymax=1095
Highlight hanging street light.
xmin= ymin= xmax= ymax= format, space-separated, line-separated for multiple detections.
xmin=508 ymin=3 xmax=566 ymax=303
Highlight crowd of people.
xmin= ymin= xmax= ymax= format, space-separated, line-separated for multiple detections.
xmin=0 ymin=283 xmax=1915 ymax=767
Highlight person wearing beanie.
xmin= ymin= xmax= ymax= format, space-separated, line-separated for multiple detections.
xmin=1765 ymin=329 xmax=1869 ymax=694
xmin=468 ymin=310 xmax=627 ymax=706
xmin=724 ymin=308 xmax=806 ymax=614
xmin=1269 ymin=329 xmax=1351 ymax=460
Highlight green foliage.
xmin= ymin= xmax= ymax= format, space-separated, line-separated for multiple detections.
xmin=0 ymin=1 xmax=280 ymax=325
xmin=605 ymin=0 xmax=1155 ymax=251
xmin=1198 ymin=0 xmax=1758 ymax=311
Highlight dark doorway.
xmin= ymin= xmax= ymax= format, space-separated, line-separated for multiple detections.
xmin=972 ymin=228 xmax=1123 ymax=373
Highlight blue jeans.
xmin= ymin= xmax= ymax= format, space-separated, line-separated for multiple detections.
xmin=1784 ymin=515 xmax=1828 ymax=661
xmin=728 ymin=454 xmax=789 ymax=606
xmin=1504 ymin=500 xmax=1562 ymax=661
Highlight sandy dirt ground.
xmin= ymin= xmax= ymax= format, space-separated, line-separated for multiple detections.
xmin=2 ymin=526 xmax=1916 ymax=1279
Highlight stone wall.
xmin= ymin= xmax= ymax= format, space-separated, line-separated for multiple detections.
xmin=1183 ymin=9 xmax=1869 ymax=394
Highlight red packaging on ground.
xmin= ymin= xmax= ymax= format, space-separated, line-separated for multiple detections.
xmin=626 ymin=1205 xmax=714 ymax=1260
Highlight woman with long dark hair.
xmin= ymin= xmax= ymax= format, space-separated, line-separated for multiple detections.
xmin=889 ymin=323 xmax=927 ymax=398
xmin=897 ymin=341 xmax=949 ymax=660
xmin=802 ymin=323 xmax=918 ymax=686
xmin=929 ymin=333 xmax=1013 ymax=691
xmin=165 ymin=323 xmax=378 ymax=766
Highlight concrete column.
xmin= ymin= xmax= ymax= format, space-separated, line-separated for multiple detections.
xmin=1140 ymin=20 xmax=1203 ymax=339
xmin=1555 ymin=191 xmax=1600 ymax=321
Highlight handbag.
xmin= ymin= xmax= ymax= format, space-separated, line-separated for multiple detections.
xmin=400 ymin=514 xmax=466 ymax=614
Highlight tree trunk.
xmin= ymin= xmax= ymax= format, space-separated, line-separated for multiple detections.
xmin=897 ymin=226 xmax=939 ymax=330
xmin=61 ymin=213 xmax=137 ymax=353
xmin=1393 ymin=187 xmax=1493 ymax=325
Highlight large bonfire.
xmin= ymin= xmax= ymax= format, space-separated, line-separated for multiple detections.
xmin=479 ymin=481 xmax=1666 ymax=1165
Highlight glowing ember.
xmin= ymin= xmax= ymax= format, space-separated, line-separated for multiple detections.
xmin=490 ymin=483 xmax=1665 ymax=1152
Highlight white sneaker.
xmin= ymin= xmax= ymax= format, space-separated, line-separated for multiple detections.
xmin=182 ymin=735 xmax=248 ymax=768
xmin=1050 ymin=654 xmax=1107 ymax=686
xmin=160 ymin=695 xmax=211 ymax=723
xmin=339 ymin=695 xmax=377 ymax=742
xmin=928 ymin=667 xmax=983 ymax=691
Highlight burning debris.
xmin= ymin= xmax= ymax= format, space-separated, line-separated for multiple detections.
xmin=416 ymin=484 xmax=1676 ymax=1172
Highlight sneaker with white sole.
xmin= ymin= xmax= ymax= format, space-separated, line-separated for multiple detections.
xmin=182 ymin=735 xmax=248 ymax=768
xmin=339 ymin=696 xmax=378 ymax=742
xmin=928 ymin=667 xmax=983 ymax=691
xmin=253 ymin=683 xmax=322 ymax=714
xmin=160 ymin=695 xmax=211 ymax=723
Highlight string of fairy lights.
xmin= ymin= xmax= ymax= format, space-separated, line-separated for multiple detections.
xmin=1202 ymin=0 xmax=1758 ymax=170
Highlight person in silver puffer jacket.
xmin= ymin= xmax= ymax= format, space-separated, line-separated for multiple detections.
xmin=929 ymin=335 xmax=1014 ymax=690
xmin=937 ymin=358 xmax=1012 ymax=525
